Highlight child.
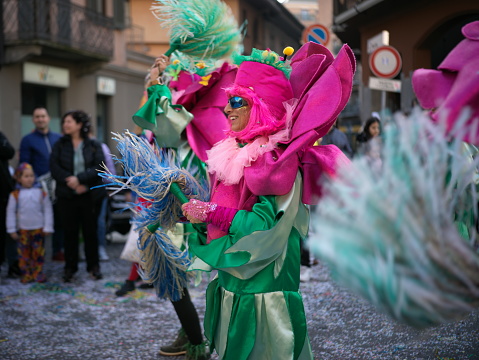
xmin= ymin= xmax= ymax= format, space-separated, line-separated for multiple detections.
xmin=6 ymin=163 xmax=53 ymax=283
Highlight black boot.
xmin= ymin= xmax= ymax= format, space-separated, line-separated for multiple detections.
xmin=7 ymin=261 xmax=21 ymax=279
xmin=89 ymin=266 xmax=103 ymax=280
xmin=115 ymin=280 xmax=135 ymax=297
xmin=63 ymin=269 xmax=74 ymax=283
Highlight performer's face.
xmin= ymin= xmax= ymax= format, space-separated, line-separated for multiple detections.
xmin=225 ymin=96 xmax=251 ymax=132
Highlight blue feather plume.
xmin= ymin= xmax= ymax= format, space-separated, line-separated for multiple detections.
xmin=98 ymin=131 xmax=210 ymax=300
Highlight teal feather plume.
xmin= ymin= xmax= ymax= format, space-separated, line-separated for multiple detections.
xmin=151 ymin=0 xmax=241 ymax=59
xmin=308 ymin=108 xmax=479 ymax=328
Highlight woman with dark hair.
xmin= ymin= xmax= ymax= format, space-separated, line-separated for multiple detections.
xmin=50 ymin=110 xmax=106 ymax=282
xmin=356 ymin=117 xmax=381 ymax=144
xmin=356 ymin=117 xmax=382 ymax=171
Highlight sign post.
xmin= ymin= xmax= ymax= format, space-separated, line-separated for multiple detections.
xmin=367 ymin=31 xmax=389 ymax=54
xmin=368 ymin=45 xmax=402 ymax=114
xmin=302 ymin=24 xmax=330 ymax=46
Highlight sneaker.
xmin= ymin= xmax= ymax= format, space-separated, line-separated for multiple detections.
xmin=300 ymin=266 xmax=311 ymax=283
xmin=52 ymin=251 xmax=65 ymax=261
xmin=98 ymin=246 xmax=109 ymax=261
xmin=159 ymin=328 xmax=188 ymax=356
xmin=20 ymin=276 xmax=34 ymax=284
xmin=115 ymin=280 xmax=135 ymax=297
xmin=186 ymin=342 xmax=210 ymax=360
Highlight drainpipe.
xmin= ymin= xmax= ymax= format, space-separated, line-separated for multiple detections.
xmin=334 ymin=0 xmax=385 ymax=25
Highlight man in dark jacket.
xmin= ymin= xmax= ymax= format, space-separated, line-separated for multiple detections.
xmin=321 ymin=120 xmax=353 ymax=159
xmin=20 ymin=107 xmax=61 ymax=177
xmin=0 ymin=131 xmax=19 ymax=277
xmin=19 ymin=106 xmax=63 ymax=260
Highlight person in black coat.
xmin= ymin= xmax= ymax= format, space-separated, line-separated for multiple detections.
xmin=50 ymin=111 xmax=106 ymax=282
xmin=0 ymin=131 xmax=19 ymax=277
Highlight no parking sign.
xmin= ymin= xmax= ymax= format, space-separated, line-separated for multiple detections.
xmin=302 ymin=24 xmax=330 ymax=46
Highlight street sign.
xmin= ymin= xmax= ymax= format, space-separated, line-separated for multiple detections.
xmin=369 ymin=77 xmax=402 ymax=93
xmin=367 ymin=31 xmax=389 ymax=54
xmin=302 ymin=24 xmax=330 ymax=46
xmin=369 ymin=45 xmax=402 ymax=79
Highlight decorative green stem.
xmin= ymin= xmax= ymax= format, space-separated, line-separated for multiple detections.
xmin=164 ymin=42 xmax=180 ymax=57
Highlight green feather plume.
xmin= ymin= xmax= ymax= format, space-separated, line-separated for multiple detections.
xmin=151 ymin=0 xmax=241 ymax=59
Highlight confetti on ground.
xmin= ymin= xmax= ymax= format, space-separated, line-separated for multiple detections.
xmin=0 ymin=243 xmax=478 ymax=359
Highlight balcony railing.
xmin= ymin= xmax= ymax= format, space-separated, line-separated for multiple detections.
xmin=2 ymin=0 xmax=114 ymax=59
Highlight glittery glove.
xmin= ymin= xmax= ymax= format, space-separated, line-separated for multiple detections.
xmin=182 ymin=200 xmax=238 ymax=232
xmin=182 ymin=199 xmax=217 ymax=223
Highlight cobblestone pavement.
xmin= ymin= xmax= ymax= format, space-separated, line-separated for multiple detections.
xmin=1 ymin=238 xmax=478 ymax=360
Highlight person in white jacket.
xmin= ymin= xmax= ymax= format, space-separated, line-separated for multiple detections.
xmin=6 ymin=163 xmax=53 ymax=283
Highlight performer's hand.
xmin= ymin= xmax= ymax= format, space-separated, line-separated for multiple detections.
xmin=150 ymin=55 xmax=170 ymax=81
xmin=9 ymin=232 xmax=19 ymax=241
xmin=181 ymin=200 xmax=217 ymax=223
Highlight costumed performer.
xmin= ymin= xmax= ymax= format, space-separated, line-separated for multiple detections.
xmin=181 ymin=43 xmax=356 ymax=360
xmin=129 ymin=54 xmax=220 ymax=360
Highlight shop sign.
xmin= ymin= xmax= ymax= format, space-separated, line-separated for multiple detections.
xmin=369 ymin=77 xmax=402 ymax=93
xmin=23 ymin=62 xmax=69 ymax=88
xmin=97 ymin=76 xmax=116 ymax=95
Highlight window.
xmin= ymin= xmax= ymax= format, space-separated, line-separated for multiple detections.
xmin=114 ymin=0 xmax=130 ymax=29
xmin=300 ymin=9 xmax=314 ymax=22
xmin=96 ymin=95 xmax=109 ymax=143
xmin=21 ymin=84 xmax=62 ymax=136
xmin=87 ymin=0 xmax=106 ymax=15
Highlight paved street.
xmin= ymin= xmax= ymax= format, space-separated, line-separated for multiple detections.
xmin=1 ymin=235 xmax=478 ymax=360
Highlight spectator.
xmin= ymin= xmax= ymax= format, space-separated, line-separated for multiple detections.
xmin=356 ymin=116 xmax=381 ymax=145
xmin=0 ymin=131 xmax=19 ymax=278
xmin=6 ymin=163 xmax=53 ymax=283
xmin=321 ymin=120 xmax=353 ymax=159
xmin=19 ymin=106 xmax=63 ymax=261
xmin=356 ymin=117 xmax=382 ymax=172
xmin=50 ymin=110 xmax=106 ymax=282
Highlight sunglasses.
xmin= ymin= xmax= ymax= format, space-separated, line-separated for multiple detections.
xmin=228 ymin=96 xmax=248 ymax=109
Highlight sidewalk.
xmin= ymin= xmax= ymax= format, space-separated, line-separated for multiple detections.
xmin=1 ymin=241 xmax=478 ymax=359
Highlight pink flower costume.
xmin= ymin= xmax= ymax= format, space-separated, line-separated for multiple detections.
xmin=412 ymin=21 xmax=479 ymax=143
xmin=183 ymin=43 xmax=356 ymax=360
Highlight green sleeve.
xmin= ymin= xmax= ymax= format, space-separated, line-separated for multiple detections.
xmin=189 ymin=195 xmax=282 ymax=269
